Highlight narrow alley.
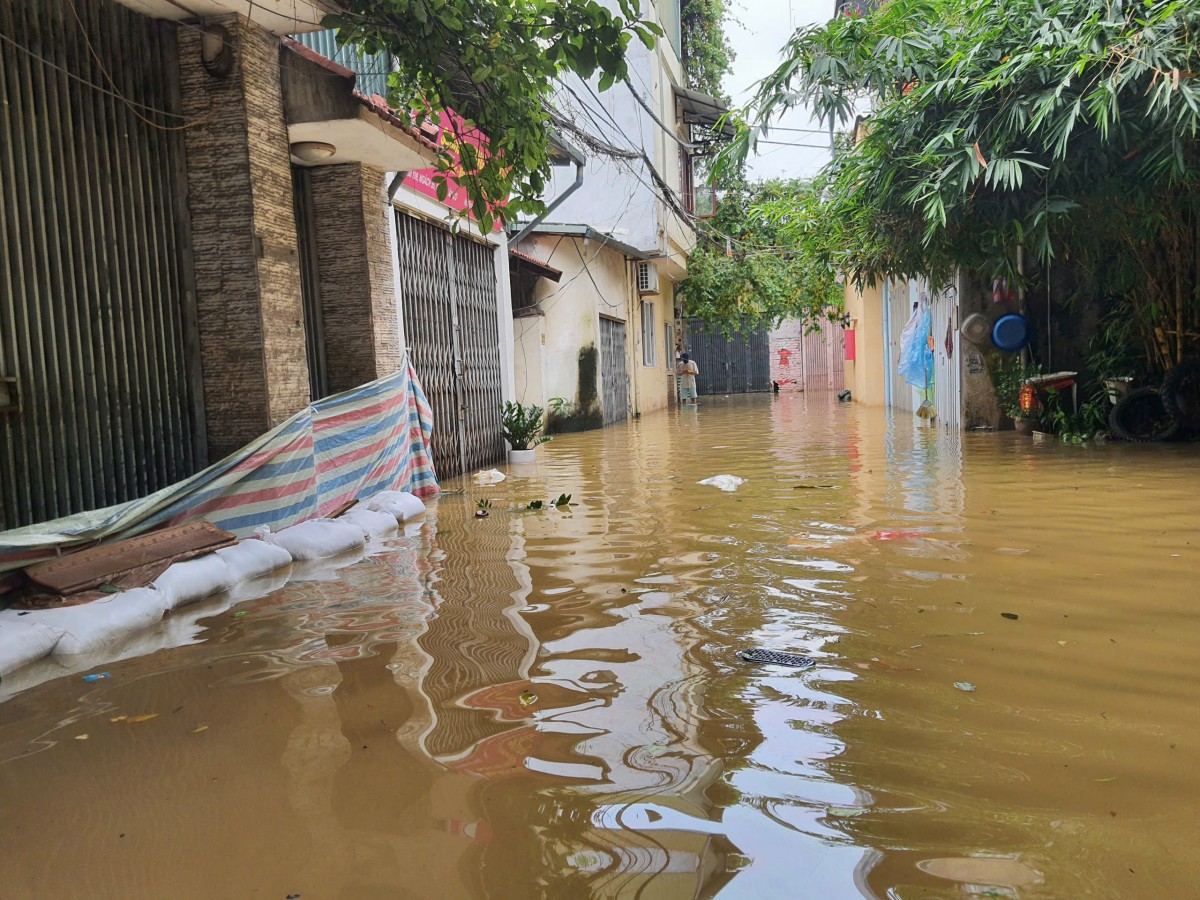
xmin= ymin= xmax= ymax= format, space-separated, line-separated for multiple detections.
xmin=3 ymin=394 xmax=1198 ymax=898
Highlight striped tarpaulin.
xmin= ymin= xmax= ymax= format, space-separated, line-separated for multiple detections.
xmin=0 ymin=360 xmax=438 ymax=572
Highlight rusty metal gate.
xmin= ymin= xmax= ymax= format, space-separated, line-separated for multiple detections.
xmin=599 ymin=317 xmax=628 ymax=425
xmin=0 ymin=0 xmax=202 ymax=529
xmin=395 ymin=210 xmax=504 ymax=480
xmin=685 ymin=320 xmax=771 ymax=395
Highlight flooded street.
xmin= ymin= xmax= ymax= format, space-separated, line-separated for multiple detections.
xmin=4 ymin=393 xmax=1200 ymax=898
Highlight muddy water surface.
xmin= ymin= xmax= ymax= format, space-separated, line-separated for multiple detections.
xmin=3 ymin=394 xmax=1200 ymax=899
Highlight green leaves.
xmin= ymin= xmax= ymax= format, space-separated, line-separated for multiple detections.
xmin=678 ymin=176 xmax=844 ymax=332
xmin=331 ymin=0 xmax=654 ymax=227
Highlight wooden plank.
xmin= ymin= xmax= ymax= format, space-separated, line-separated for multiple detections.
xmin=23 ymin=520 xmax=236 ymax=595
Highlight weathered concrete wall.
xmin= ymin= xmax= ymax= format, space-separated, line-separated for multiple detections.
xmin=770 ymin=319 xmax=806 ymax=391
xmin=524 ymin=234 xmax=627 ymax=417
xmin=179 ymin=15 xmax=309 ymax=459
xmin=308 ymin=163 xmax=400 ymax=393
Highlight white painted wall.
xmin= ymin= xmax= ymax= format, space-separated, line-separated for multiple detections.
xmin=513 ymin=234 xmax=629 ymax=411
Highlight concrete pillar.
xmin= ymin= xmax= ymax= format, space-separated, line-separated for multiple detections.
xmin=178 ymin=15 xmax=309 ymax=460
xmin=307 ymin=163 xmax=402 ymax=393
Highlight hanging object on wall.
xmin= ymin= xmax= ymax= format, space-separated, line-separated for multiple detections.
xmin=960 ymin=313 xmax=990 ymax=345
xmin=945 ymin=315 xmax=955 ymax=359
xmin=992 ymin=313 xmax=1030 ymax=352
xmin=992 ymin=277 xmax=1016 ymax=304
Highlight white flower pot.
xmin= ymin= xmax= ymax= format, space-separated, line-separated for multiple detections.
xmin=507 ymin=448 xmax=537 ymax=464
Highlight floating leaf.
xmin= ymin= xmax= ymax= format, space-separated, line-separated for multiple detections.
xmin=1094 ymin=776 xmax=1117 ymax=782
xmin=518 ymin=691 xmax=538 ymax=708
xmin=74 ymin=734 xmax=89 ymax=741
xmin=98 ymin=584 xmax=120 ymax=594
xmin=125 ymin=713 xmax=159 ymax=723
xmin=233 ymin=611 xmax=248 ymax=618
xmin=110 ymin=716 xmax=127 ymax=723
xmin=954 ymin=681 xmax=977 ymax=692
xmin=527 ymin=500 xmax=544 ymax=510
xmin=190 ymin=725 xmax=209 ymax=734
xmin=826 ymin=806 xmax=866 ymax=818
xmin=1001 ymin=612 xmax=1019 ymax=620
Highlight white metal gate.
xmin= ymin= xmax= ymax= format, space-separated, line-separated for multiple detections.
xmin=599 ymin=317 xmax=628 ymax=425
xmin=395 ymin=211 xmax=504 ymax=479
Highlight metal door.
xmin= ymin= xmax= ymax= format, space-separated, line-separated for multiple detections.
xmin=0 ymin=0 xmax=202 ymax=529
xmin=685 ymin=320 xmax=771 ymax=394
xmin=395 ymin=210 xmax=504 ymax=480
xmin=599 ymin=317 xmax=628 ymax=425
xmin=802 ymin=319 xmax=846 ymax=391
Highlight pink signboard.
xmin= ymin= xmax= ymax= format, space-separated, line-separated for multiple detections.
xmin=402 ymin=110 xmax=500 ymax=230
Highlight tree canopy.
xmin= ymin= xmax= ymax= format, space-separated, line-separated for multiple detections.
xmin=327 ymin=0 xmax=662 ymax=232
xmin=724 ymin=0 xmax=1200 ymax=369
xmin=678 ymin=177 xmax=844 ymax=331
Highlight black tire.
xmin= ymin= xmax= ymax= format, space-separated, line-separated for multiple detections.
xmin=1161 ymin=359 xmax=1200 ymax=428
xmin=1108 ymin=388 xmax=1181 ymax=442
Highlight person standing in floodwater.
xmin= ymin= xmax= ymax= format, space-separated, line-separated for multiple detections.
xmin=677 ymin=352 xmax=699 ymax=405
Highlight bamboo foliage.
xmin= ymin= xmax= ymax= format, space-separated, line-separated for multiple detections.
xmin=721 ymin=0 xmax=1200 ymax=372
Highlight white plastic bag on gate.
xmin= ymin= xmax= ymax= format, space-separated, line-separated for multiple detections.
xmin=11 ymin=588 xmax=169 ymax=658
xmin=153 ymin=554 xmax=232 ymax=611
xmin=215 ymin=539 xmax=293 ymax=582
xmin=256 ymin=518 xmax=366 ymax=560
xmin=363 ymin=490 xmax=426 ymax=522
xmin=340 ymin=505 xmax=400 ymax=540
xmin=0 ymin=619 xmax=65 ymax=675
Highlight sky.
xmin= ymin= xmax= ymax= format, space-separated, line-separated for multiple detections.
xmin=724 ymin=0 xmax=837 ymax=181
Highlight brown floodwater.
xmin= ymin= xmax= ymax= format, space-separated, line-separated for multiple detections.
xmin=3 ymin=393 xmax=1200 ymax=899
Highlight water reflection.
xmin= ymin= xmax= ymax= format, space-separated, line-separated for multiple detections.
xmin=4 ymin=393 xmax=1200 ymax=898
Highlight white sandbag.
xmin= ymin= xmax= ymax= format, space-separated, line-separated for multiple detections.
xmin=339 ymin=505 xmax=400 ymax=540
xmin=698 ymin=475 xmax=745 ymax=492
xmin=0 ymin=619 xmax=66 ymax=675
xmin=153 ymin=554 xmax=232 ymax=611
xmin=257 ymin=518 xmax=366 ymax=561
xmin=472 ymin=468 xmax=505 ymax=485
xmin=363 ymin=490 xmax=427 ymax=522
xmin=215 ymin=539 xmax=293 ymax=582
xmin=12 ymin=588 xmax=168 ymax=658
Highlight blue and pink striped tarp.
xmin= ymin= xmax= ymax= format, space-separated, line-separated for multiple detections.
xmin=0 ymin=360 xmax=438 ymax=573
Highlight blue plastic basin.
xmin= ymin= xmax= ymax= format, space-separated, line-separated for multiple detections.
xmin=992 ymin=314 xmax=1030 ymax=352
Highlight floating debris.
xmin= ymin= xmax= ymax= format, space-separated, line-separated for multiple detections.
xmin=1001 ymin=612 xmax=1019 ymax=620
xmin=82 ymin=672 xmax=111 ymax=683
xmin=737 ymin=648 xmax=816 ymax=669
xmin=74 ymin=734 xmax=89 ymax=741
xmin=190 ymin=725 xmax=209 ymax=734
xmin=825 ymin=806 xmax=866 ymax=818
xmin=954 ymin=681 xmax=977 ymax=692
xmin=518 ymin=691 xmax=538 ymax=708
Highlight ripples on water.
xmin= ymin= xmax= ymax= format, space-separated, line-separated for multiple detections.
xmin=3 ymin=393 xmax=1200 ymax=898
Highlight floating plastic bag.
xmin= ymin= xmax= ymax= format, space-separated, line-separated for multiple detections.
xmin=898 ymin=304 xmax=933 ymax=389
xmin=472 ymin=469 xmax=506 ymax=485
xmin=363 ymin=490 xmax=427 ymax=522
xmin=698 ymin=475 xmax=746 ymax=492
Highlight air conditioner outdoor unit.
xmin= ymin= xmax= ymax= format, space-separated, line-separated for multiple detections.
xmin=636 ymin=261 xmax=660 ymax=296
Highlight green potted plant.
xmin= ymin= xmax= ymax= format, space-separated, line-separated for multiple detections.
xmin=500 ymin=401 xmax=551 ymax=463
xmin=992 ymin=357 xmax=1041 ymax=435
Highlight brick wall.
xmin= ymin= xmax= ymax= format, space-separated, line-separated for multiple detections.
xmin=178 ymin=15 xmax=309 ymax=459
xmin=769 ymin=319 xmax=806 ymax=391
xmin=308 ymin=163 xmax=401 ymax=393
